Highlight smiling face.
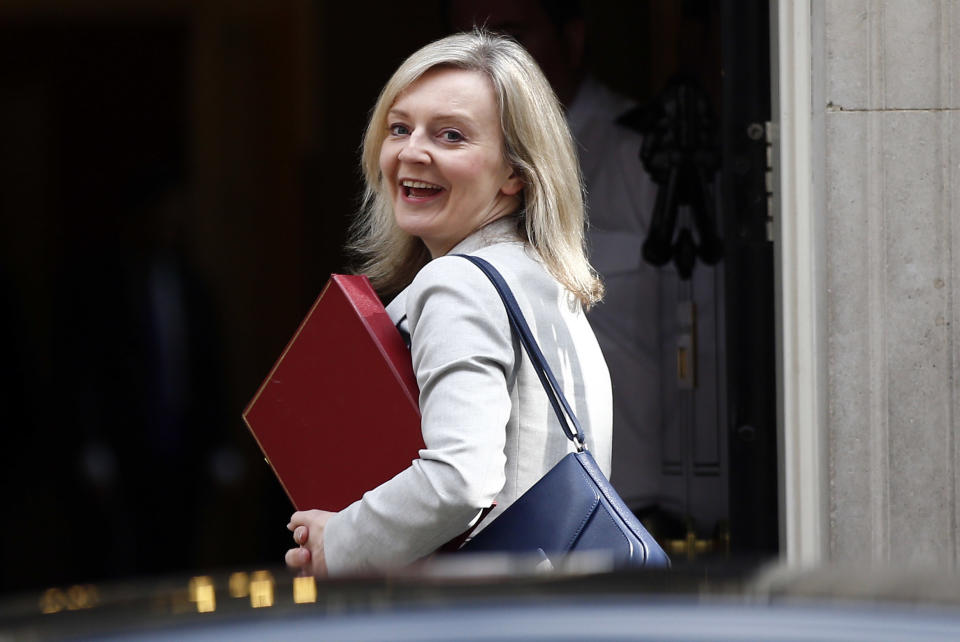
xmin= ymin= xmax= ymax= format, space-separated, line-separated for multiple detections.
xmin=379 ymin=67 xmax=524 ymax=257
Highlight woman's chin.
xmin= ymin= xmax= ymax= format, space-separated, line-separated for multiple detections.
xmin=393 ymin=216 xmax=437 ymax=248
xmin=395 ymin=216 xmax=428 ymax=237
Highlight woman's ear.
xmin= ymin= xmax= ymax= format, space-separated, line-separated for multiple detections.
xmin=500 ymin=170 xmax=524 ymax=196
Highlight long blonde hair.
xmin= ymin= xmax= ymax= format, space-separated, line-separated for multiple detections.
xmin=348 ymin=30 xmax=603 ymax=307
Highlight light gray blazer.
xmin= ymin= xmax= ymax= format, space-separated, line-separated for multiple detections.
xmin=323 ymin=217 xmax=613 ymax=574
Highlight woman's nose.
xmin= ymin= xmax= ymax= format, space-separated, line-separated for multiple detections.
xmin=397 ymin=133 xmax=430 ymax=164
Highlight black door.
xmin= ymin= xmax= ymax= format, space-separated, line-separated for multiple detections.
xmin=719 ymin=0 xmax=779 ymax=559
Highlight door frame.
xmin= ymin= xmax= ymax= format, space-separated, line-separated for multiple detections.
xmin=771 ymin=0 xmax=828 ymax=566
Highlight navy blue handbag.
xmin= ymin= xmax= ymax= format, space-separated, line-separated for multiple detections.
xmin=455 ymin=255 xmax=670 ymax=568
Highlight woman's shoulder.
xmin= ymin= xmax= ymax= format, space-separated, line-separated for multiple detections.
xmin=400 ymin=254 xmax=513 ymax=341
xmin=404 ymin=254 xmax=501 ymax=317
xmin=410 ymin=253 xmax=494 ymax=292
xmin=411 ymin=240 xmax=534 ymax=290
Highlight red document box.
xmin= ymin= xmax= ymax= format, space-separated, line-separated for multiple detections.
xmin=243 ymin=275 xmax=422 ymax=512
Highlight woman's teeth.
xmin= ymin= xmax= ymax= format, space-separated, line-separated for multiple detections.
xmin=402 ymin=180 xmax=442 ymax=189
xmin=402 ymin=179 xmax=443 ymax=198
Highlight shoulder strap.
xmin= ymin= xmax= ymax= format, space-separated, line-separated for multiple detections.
xmin=454 ymin=254 xmax=586 ymax=451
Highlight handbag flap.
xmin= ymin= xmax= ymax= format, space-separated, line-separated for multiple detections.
xmin=463 ymin=453 xmax=600 ymax=553
xmin=575 ymin=450 xmax=671 ymax=566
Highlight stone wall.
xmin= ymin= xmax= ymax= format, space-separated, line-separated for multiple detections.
xmin=817 ymin=0 xmax=959 ymax=566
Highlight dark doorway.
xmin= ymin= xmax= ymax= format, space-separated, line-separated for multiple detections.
xmin=579 ymin=0 xmax=778 ymax=563
xmin=0 ymin=18 xmax=205 ymax=589
xmin=0 ymin=1 xmax=778 ymax=595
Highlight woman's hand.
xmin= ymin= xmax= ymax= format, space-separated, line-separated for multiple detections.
xmin=285 ymin=509 xmax=335 ymax=577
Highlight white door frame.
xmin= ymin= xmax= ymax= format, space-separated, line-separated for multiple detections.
xmin=772 ymin=0 xmax=828 ymax=566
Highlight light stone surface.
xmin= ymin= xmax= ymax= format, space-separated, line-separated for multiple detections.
xmin=822 ymin=111 xmax=958 ymax=565
xmin=824 ymin=0 xmax=959 ymax=110
xmin=881 ymin=110 xmax=952 ymax=565
xmin=824 ymin=110 xmax=874 ymax=562
xmin=880 ymin=1 xmax=942 ymax=109
xmin=949 ymin=110 xmax=960 ymax=568
xmin=824 ymin=0 xmax=871 ymax=110
xmin=820 ymin=1 xmax=959 ymax=567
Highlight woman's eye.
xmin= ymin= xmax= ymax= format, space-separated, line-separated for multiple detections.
xmin=389 ymin=124 xmax=409 ymax=136
xmin=441 ymin=130 xmax=464 ymax=142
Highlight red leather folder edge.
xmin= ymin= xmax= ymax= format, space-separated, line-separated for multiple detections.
xmin=242 ymin=274 xmax=423 ymax=512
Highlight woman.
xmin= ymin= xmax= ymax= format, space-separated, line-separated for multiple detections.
xmin=285 ymin=30 xmax=612 ymax=576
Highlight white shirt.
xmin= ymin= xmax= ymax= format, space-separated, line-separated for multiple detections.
xmin=568 ymin=77 xmax=665 ymax=509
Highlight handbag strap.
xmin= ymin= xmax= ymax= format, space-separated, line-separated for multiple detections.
xmin=455 ymin=254 xmax=587 ymax=451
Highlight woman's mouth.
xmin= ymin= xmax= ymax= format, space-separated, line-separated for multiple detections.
xmin=401 ymin=179 xmax=444 ymax=200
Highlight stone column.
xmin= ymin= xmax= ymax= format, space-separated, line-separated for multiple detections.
xmin=817 ymin=0 xmax=959 ymax=566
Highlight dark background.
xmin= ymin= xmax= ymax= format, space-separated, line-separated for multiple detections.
xmin=0 ymin=0 xmax=767 ymax=594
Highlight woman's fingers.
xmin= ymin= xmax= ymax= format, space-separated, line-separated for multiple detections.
xmin=287 ymin=509 xmax=322 ymax=531
xmin=292 ymin=526 xmax=308 ymax=545
xmin=285 ymin=510 xmax=332 ymax=577
xmin=284 ymin=546 xmax=311 ymax=568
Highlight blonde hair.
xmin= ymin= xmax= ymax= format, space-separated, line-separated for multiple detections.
xmin=348 ymin=30 xmax=603 ymax=307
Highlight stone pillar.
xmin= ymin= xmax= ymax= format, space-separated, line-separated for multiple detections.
xmin=817 ymin=0 xmax=959 ymax=566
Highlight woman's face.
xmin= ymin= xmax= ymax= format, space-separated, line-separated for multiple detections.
xmin=379 ymin=67 xmax=523 ymax=257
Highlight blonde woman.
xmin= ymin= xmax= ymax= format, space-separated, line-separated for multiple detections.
xmin=286 ymin=30 xmax=612 ymax=576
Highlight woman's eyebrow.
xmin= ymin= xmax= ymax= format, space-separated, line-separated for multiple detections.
xmin=433 ymin=112 xmax=477 ymax=127
xmin=387 ymin=107 xmax=478 ymax=127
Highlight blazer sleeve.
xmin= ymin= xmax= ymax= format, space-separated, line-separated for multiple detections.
xmin=323 ymin=256 xmax=516 ymax=574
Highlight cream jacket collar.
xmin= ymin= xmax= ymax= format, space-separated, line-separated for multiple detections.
xmin=444 ymin=215 xmax=524 ymax=257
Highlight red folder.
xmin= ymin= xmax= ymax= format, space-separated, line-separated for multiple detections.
xmin=243 ymin=274 xmax=422 ymax=512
